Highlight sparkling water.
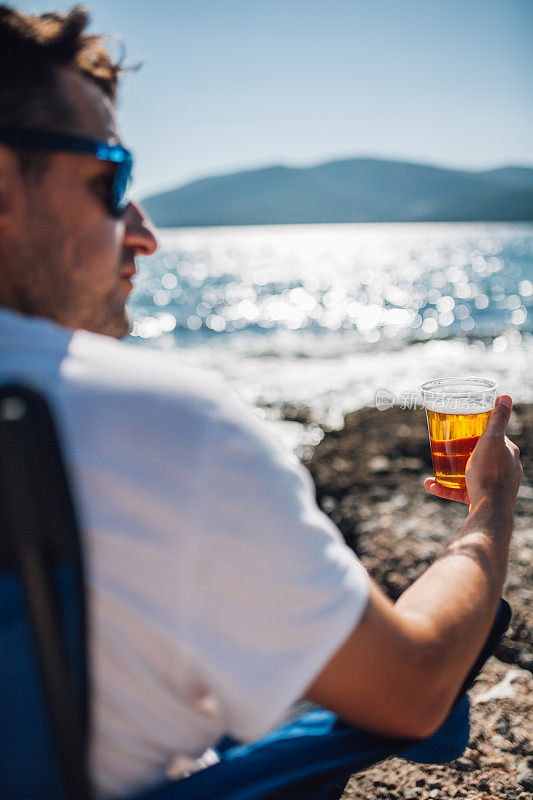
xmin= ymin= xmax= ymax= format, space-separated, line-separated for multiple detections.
xmin=128 ymin=222 xmax=533 ymax=446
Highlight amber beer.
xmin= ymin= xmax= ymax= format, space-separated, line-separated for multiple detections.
xmin=419 ymin=378 xmax=498 ymax=490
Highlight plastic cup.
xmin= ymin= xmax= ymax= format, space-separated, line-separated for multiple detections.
xmin=419 ymin=377 xmax=498 ymax=489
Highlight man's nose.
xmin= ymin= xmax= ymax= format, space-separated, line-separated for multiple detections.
xmin=123 ymin=201 xmax=158 ymax=256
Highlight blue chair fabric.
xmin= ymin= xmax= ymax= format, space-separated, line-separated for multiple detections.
xmin=136 ymin=696 xmax=470 ymax=800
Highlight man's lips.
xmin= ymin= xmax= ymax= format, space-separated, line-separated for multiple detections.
xmin=120 ymin=263 xmax=136 ymax=280
xmin=120 ymin=261 xmax=136 ymax=291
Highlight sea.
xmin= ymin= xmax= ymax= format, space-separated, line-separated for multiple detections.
xmin=128 ymin=222 xmax=533 ymax=452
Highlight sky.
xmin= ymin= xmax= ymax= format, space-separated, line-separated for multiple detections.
xmin=13 ymin=0 xmax=533 ymax=199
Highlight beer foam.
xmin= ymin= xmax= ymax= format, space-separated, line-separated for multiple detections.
xmin=420 ymin=377 xmax=497 ymax=415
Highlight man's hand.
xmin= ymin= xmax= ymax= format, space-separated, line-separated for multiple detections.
xmin=424 ymin=395 xmax=523 ymax=508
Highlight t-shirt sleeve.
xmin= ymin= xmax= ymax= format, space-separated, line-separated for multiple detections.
xmin=182 ymin=401 xmax=369 ymax=742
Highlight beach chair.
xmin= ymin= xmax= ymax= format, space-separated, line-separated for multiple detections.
xmin=0 ymin=383 xmax=512 ymax=800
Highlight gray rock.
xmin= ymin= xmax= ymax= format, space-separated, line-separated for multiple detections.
xmin=491 ymin=733 xmax=509 ymax=749
xmin=494 ymin=712 xmax=511 ymax=735
xmin=320 ymin=495 xmax=337 ymax=513
xmin=398 ymin=457 xmax=425 ymax=472
xmin=454 ymin=756 xmax=476 ymax=772
xmin=514 ymin=734 xmax=533 ymax=755
xmin=368 ymin=455 xmax=392 ymax=474
xmin=517 ymin=766 xmax=533 ymax=791
xmin=519 ymin=652 xmax=533 ymax=670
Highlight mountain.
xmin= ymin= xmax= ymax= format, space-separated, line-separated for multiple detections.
xmin=479 ymin=166 xmax=533 ymax=190
xmin=141 ymin=157 xmax=533 ymax=228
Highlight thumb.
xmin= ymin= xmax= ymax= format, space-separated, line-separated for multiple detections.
xmin=485 ymin=395 xmax=512 ymax=435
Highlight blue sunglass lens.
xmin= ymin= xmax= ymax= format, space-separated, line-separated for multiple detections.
xmin=111 ymin=162 xmax=131 ymax=215
xmin=96 ymin=143 xmax=133 ymax=216
xmin=109 ymin=157 xmax=132 ymax=216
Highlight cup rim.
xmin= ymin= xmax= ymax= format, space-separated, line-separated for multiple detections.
xmin=418 ymin=376 xmax=498 ymax=398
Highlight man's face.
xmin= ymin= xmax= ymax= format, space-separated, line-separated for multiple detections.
xmin=2 ymin=68 xmax=157 ymax=338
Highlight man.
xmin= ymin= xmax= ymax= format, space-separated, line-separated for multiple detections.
xmin=0 ymin=6 xmax=523 ymax=799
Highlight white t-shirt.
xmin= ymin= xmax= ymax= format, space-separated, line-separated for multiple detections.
xmin=0 ymin=308 xmax=369 ymax=799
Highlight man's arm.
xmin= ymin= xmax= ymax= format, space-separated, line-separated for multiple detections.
xmin=306 ymin=396 xmax=522 ymax=740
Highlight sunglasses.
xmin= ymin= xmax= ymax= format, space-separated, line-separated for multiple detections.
xmin=0 ymin=127 xmax=133 ymax=217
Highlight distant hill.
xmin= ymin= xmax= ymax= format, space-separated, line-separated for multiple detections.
xmin=141 ymin=157 xmax=533 ymax=228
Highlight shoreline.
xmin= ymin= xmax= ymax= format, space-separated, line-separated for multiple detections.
xmin=298 ymin=402 xmax=532 ymax=798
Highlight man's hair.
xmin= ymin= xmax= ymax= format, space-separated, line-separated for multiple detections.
xmin=0 ymin=4 xmax=123 ymax=175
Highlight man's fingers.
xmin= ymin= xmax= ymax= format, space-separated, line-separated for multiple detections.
xmin=423 ymin=477 xmax=469 ymax=504
xmin=424 ymin=478 xmax=449 ymax=498
xmin=484 ymin=395 xmax=512 ymax=436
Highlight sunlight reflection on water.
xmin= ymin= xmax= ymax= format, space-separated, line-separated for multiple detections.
xmin=128 ymin=222 xmax=533 ymax=443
